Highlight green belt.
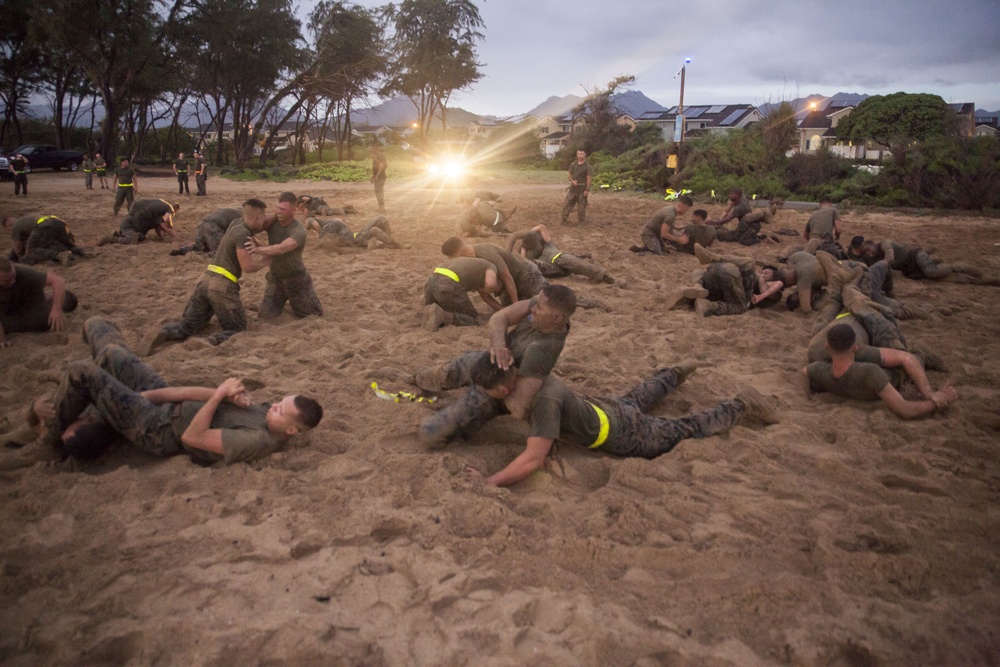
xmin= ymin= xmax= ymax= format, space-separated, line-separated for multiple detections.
xmin=551 ymin=252 xmax=562 ymax=263
xmin=118 ymin=183 xmax=134 ymax=187
xmin=433 ymin=267 xmax=460 ymax=282
xmin=36 ymin=215 xmax=57 ymax=225
xmin=587 ymin=403 xmax=610 ymax=448
xmin=14 ymin=171 xmax=25 ymax=174
xmin=206 ymin=264 xmax=238 ymax=283
xmin=84 ymin=169 xmax=92 ymax=173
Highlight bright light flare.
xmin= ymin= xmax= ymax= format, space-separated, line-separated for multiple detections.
xmin=427 ymin=157 xmax=467 ymax=180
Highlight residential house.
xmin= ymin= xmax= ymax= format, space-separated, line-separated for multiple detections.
xmin=637 ymin=104 xmax=762 ymax=142
xmin=795 ymin=106 xmax=870 ymax=158
xmin=468 ymin=119 xmax=506 ymax=138
xmin=949 ymin=103 xmax=975 ymax=136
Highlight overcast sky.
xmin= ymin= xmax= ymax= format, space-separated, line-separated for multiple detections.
xmin=298 ymin=0 xmax=1000 ymax=115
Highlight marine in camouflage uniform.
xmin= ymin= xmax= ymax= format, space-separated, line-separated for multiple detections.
xmin=461 ymin=360 xmax=778 ymax=486
xmin=311 ymin=216 xmax=398 ymax=250
xmin=459 ymin=199 xmax=514 ymax=237
xmin=94 ymin=154 xmax=108 ymax=189
xmin=710 ymin=189 xmax=777 ymax=246
xmin=257 ymin=204 xmax=322 ymax=319
xmin=113 ymin=160 xmax=137 ymax=214
xmin=297 ymin=194 xmax=356 ymax=217
xmin=423 ymin=256 xmax=498 ymax=328
xmin=46 ymin=318 xmax=298 ymax=465
xmin=512 ymin=227 xmax=622 ymax=285
xmin=82 ymin=156 xmax=95 ymax=189
xmin=21 ymin=216 xmax=87 ymax=265
xmin=172 ymin=208 xmax=243 ymax=256
xmin=117 ymin=199 xmax=176 ymax=244
xmin=143 ymin=206 xmax=268 ymax=353
xmin=560 ymin=150 xmax=592 ymax=225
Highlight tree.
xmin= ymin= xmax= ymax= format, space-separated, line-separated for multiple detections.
xmin=836 ymin=92 xmax=957 ymax=152
xmin=183 ymin=0 xmax=308 ymax=168
xmin=309 ymin=1 xmax=387 ymax=160
xmin=755 ymin=101 xmax=797 ymax=167
xmin=382 ymin=0 xmax=484 ymax=137
xmin=562 ymin=75 xmax=636 ymax=159
xmin=0 ymin=1 xmax=42 ymax=147
xmin=32 ymin=0 xmax=184 ymax=159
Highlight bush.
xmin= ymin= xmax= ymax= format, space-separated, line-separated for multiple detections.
xmin=785 ymin=148 xmax=854 ymax=194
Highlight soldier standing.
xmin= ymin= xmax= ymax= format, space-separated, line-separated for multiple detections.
xmin=194 ymin=151 xmax=207 ymax=196
xmin=173 ymin=152 xmax=191 ymax=195
xmin=371 ymin=145 xmax=387 ymax=212
xmin=94 ymin=153 xmax=108 ymax=189
xmin=113 ymin=158 xmax=138 ymax=214
xmin=9 ymin=153 xmax=28 ymax=196
xmin=560 ymin=149 xmax=592 ymax=225
xmin=82 ymin=155 xmax=95 ymax=190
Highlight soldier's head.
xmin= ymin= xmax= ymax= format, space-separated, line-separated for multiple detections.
xmin=729 ymin=187 xmax=743 ymax=203
xmin=441 ymin=236 xmax=472 ymax=258
xmin=266 ymin=395 xmax=323 ymax=438
xmin=120 ymin=158 xmax=129 ymax=167
xmin=95 ymin=153 xmax=102 ymax=159
xmin=676 ymin=195 xmax=694 ymax=214
xmin=242 ymin=198 xmax=267 ymax=231
xmin=575 ymin=149 xmax=586 ymax=162
xmin=295 ymin=194 xmax=312 ymax=212
xmin=850 ymin=235 xmax=866 ymax=252
xmin=861 ymin=240 xmax=880 ymax=259
xmin=691 ymin=209 xmax=708 ymax=223
xmin=825 ymin=323 xmax=857 ymax=355
xmin=531 ymin=285 xmax=576 ymax=332
xmin=470 ymin=353 xmax=518 ymax=399
xmin=276 ymin=192 xmax=297 ymax=223
xmin=521 ymin=230 xmax=544 ymax=254
xmin=0 ymin=258 xmax=15 ymax=288
xmin=819 ymin=198 xmax=833 ymax=208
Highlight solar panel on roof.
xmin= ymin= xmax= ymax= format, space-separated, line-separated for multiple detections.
xmin=719 ymin=109 xmax=745 ymax=126
xmin=685 ymin=107 xmax=707 ymax=118
xmin=706 ymin=105 xmax=726 ymax=114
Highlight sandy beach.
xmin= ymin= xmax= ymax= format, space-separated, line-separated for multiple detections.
xmin=1 ymin=170 xmax=999 ymax=665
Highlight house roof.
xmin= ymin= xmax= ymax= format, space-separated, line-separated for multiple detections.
xmin=797 ymin=106 xmax=853 ymax=130
xmin=542 ymin=132 xmax=571 ymax=141
xmin=949 ymin=102 xmax=975 ymax=115
xmin=637 ymin=104 xmax=760 ymax=128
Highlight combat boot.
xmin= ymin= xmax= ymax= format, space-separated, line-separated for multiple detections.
xmin=735 ymin=387 xmax=779 ymax=426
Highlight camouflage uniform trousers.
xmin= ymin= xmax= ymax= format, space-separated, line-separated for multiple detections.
xmin=423 ymin=275 xmax=479 ymax=327
xmin=260 ymin=270 xmax=323 ymax=319
xmin=47 ymin=328 xmax=179 ymax=458
xmin=699 ymin=261 xmax=757 ymax=316
xmin=373 ymin=173 xmax=386 ymax=208
xmin=113 ymin=186 xmax=134 ymax=214
xmin=461 ymin=204 xmax=510 ymax=236
xmin=196 ymin=172 xmax=207 ymax=196
xmin=900 ymin=250 xmax=964 ymax=280
xmin=843 ymin=288 xmax=907 ymax=351
xmin=640 ymin=229 xmax=669 ymax=255
xmin=162 ymin=274 xmax=247 ymax=345
xmin=177 ymin=172 xmax=190 ymax=195
xmin=560 ymin=185 xmax=588 ymax=224
xmin=538 ymin=249 xmax=608 ymax=282
xmin=814 ymin=253 xmax=899 ymax=331
xmin=498 ymin=265 xmax=602 ymax=310
xmin=1 ymin=291 xmax=78 ymax=334
xmin=417 ymin=351 xmax=504 ymax=445
xmin=84 ymin=171 xmax=93 ymax=189
xmin=599 ymin=368 xmax=745 ymax=458
xmin=716 ymin=210 xmax=771 ymax=246
xmin=354 ymin=216 xmax=397 ymax=247
xmin=804 ymin=237 xmax=846 ymax=259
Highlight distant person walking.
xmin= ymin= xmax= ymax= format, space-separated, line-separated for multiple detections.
xmin=372 ymin=145 xmax=387 ymax=212
xmin=113 ymin=158 xmax=137 ymax=214
xmin=9 ymin=153 xmax=28 ymax=196
xmin=173 ymin=152 xmax=191 ymax=195
xmin=560 ymin=149 xmax=592 ymax=225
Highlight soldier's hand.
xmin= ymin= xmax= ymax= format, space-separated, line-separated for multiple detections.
xmin=465 ymin=466 xmax=485 ymax=483
xmin=48 ymin=309 xmax=65 ymax=332
xmin=216 ymin=377 xmax=245 ymax=399
xmin=33 ymin=397 xmax=56 ymax=420
xmin=490 ymin=346 xmax=513 ymax=370
xmin=678 ymin=234 xmax=690 ymax=246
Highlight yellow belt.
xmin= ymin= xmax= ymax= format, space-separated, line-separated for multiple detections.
xmin=587 ymin=402 xmax=610 ymax=448
xmin=84 ymin=169 xmax=92 ymax=172
xmin=118 ymin=183 xmax=134 ymax=187
xmin=353 ymin=233 xmax=358 ymax=239
xmin=158 ymin=199 xmax=176 ymax=214
xmin=206 ymin=264 xmax=238 ymax=283
xmin=433 ymin=267 xmax=460 ymax=282
xmin=14 ymin=171 xmax=25 ymax=174
xmin=36 ymin=215 xmax=57 ymax=225
xmin=176 ymin=170 xmax=188 ymax=173
xmin=551 ymin=252 xmax=562 ymax=263
xmin=835 ymin=311 xmax=851 ymax=320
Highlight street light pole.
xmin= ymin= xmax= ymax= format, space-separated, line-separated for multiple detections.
xmin=677 ymin=57 xmax=691 ymax=147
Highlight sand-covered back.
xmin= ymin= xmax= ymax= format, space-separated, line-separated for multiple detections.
xmin=1 ymin=171 xmax=999 ymax=665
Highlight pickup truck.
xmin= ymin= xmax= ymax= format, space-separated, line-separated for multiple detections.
xmin=2 ymin=144 xmax=85 ymax=177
